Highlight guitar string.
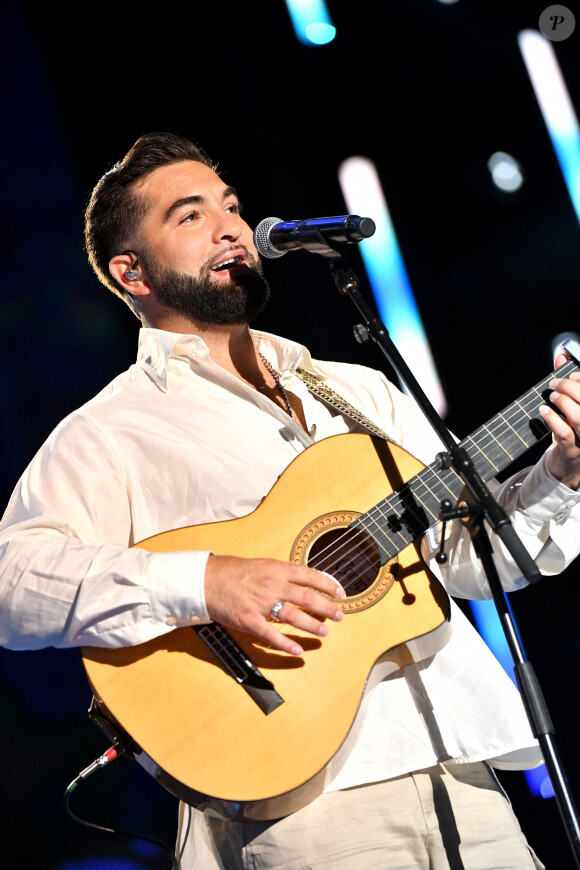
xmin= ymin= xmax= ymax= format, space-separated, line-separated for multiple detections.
xmin=306 ymin=360 xmax=576 ymax=580
xmin=354 ymin=370 xmax=560 ymax=569
xmin=302 ymin=362 xmax=576 ymax=588
xmin=309 ymin=374 xmax=552 ymax=573
xmin=436 ymin=362 xmax=568 ymax=473
xmin=311 ymin=429 xmax=502 ymax=580
xmin=309 ymin=463 xmax=458 ymax=590
xmin=312 ymin=355 xmax=574 ymax=565
xmin=306 ymin=367 xmax=565 ymax=582
xmin=457 ymin=358 xmax=574 ymax=464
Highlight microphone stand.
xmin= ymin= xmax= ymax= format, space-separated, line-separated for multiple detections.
xmin=317 ymin=244 xmax=580 ymax=868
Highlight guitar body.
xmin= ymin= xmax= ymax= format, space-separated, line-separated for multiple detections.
xmin=83 ymin=434 xmax=451 ymax=820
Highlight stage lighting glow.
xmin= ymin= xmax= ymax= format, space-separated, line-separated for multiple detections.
xmin=524 ymin=764 xmax=556 ymax=799
xmin=518 ymin=29 xmax=580 ymax=225
xmin=469 ymin=600 xmax=517 ymax=685
xmin=468 ymin=597 xmax=553 ymax=798
xmin=540 ymin=773 xmax=556 ymax=798
xmin=487 ymin=152 xmax=524 ymax=192
xmin=284 ymin=0 xmax=336 ymax=45
xmin=306 ymin=23 xmax=336 ymax=44
xmin=338 ymin=156 xmax=447 ymax=416
xmin=552 ymin=331 xmax=580 ymax=360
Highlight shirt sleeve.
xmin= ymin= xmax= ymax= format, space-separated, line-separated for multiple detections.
xmin=422 ymin=446 xmax=580 ymax=599
xmin=0 ymin=413 xmax=211 ymax=650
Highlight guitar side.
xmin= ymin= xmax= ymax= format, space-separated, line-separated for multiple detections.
xmin=83 ymin=433 xmax=450 ymax=817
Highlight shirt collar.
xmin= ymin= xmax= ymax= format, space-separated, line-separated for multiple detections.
xmin=250 ymin=329 xmax=320 ymax=377
xmin=136 ymin=328 xmax=209 ymax=391
xmin=135 ymin=326 xmax=326 ymax=392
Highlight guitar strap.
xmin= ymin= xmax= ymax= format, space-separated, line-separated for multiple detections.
xmin=295 ymin=368 xmax=390 ymax=442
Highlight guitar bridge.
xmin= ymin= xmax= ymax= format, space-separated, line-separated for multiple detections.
xmin=194 ymin=624 xmax=284 ymax=715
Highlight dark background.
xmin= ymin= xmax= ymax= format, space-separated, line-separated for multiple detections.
xmin=1 ymin=1 xmax=580 ymax=867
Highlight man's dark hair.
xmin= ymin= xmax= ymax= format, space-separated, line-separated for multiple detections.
xmin=84 ymin=132 xmax=213 ymax=303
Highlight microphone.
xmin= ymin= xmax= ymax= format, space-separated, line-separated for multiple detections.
xmin=253 ymin=215 xmax=376 ymax=259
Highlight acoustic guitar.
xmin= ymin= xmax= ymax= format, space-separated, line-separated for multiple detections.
xmin=83 ymin=344 xmax=579 ymax=821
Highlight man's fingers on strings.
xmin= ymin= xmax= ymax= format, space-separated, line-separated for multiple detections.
xmin=285 ymin=563 xmax=346 ymax=599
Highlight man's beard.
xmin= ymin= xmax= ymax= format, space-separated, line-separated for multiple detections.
xmin=142 ymin=248 xmax=270 ymax=326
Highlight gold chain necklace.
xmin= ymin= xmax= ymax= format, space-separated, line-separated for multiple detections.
xmin=258 ymin=353 xmax=391 ymax=442
xmin=259 ymin=353 xmax=293 ymax=417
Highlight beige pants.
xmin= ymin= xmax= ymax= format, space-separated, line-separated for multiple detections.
xmin=177 ymin=762 xmax=544 ymax=870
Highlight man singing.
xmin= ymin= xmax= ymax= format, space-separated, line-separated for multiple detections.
xmin=1 ymin=132 xmax=580 ymax=868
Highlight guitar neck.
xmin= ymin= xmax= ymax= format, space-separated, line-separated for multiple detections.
xmin=355 ymin=357 xmax=579 ymax=560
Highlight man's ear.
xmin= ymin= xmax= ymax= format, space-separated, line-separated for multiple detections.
xmin=109 ymin=252 xmax=152 ymax=298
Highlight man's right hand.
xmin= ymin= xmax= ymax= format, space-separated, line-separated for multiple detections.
xmin=204 ymin=554 xmax=345 ymax=656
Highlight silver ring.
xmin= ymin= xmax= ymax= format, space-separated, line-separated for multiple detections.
xmin=270 ymin=600 xmax=285 ymax=622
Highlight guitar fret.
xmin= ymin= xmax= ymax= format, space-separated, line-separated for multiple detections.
xmin=355 ymin=513 xmax=401 ymax=557
xmin=415 ymin=467 xmax=456 ymax=508
xmin=462 ymin=437 xmax=500 ymax=475
xmin=477 ymin=423 xmax=515 ymax=467
xmin=357 ymin=357 xmax=578 ymax=554
xmin=494 ymin=410 xmax=529 ymax=447
xmin=463 ymin=436 xmax=502 ymax=480
xmin=410 ymin=473 xmax=456 ymax=528
xmin=470 ymin=399 xmax=543 ymax=459
xmin=359 ymin=463 xmax=463 ymax=559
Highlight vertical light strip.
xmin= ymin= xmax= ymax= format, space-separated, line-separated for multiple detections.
xmin=518 ymin=29 xmax=580 ymax=225
xmin=338 ymin=156 xmax=447 ymax=416
xmin=284 ymin=0 xmax=336 ymax=45
xmin=469 ymin=599 xmax=516 ymax=678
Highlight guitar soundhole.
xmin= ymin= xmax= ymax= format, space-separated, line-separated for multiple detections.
xmin=306 ymin=527 xmax=383 ymax=597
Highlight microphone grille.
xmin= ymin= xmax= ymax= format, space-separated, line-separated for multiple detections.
xmin=253 ymin=217 xmax=286 ymax=259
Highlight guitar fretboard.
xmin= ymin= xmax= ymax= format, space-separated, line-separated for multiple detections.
xmin=353 ymin=358 xmax=578 ymax=561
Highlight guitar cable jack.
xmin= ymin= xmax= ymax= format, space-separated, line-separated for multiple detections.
xmin=65 ymin=744 xmax=120 ymax=794
xmin=62 ymin=743 xmax=178 ymax=868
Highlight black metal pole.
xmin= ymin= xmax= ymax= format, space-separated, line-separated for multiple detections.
xmin=470 ymin=521 xmax=580 ymax=868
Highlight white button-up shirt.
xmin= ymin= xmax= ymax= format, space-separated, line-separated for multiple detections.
xmin=1 ymin=327 xmax=580 ymax=795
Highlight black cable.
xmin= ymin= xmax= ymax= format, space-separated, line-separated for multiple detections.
xmin=63 ymin=745 xmax=178 ymax=869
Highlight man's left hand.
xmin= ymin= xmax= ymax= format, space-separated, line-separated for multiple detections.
xmin=540 ymin=352 xmax=580 ymax=489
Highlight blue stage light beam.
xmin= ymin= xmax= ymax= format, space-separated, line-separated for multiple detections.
xmin=468 ymin=598 xmax=554 ymax=798
xmin=519 ymin=29 xmax=580 ymax=226
xmin=284 ymin=0 xmax=336 ymax=45
xmin=338 ymin=156 xmax=447 ymax=416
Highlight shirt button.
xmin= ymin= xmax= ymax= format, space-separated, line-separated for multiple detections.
xmin=165 ymin=616 xmax=177 ymax=626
